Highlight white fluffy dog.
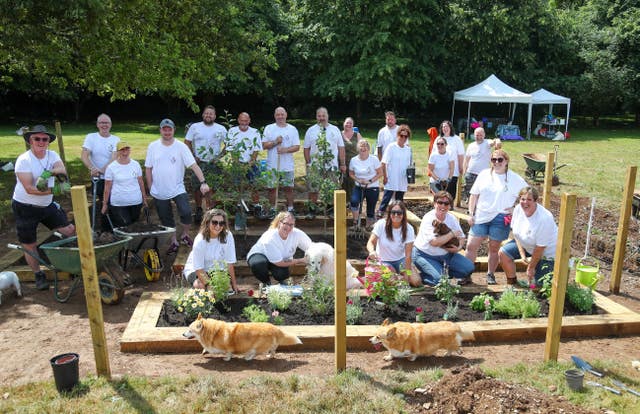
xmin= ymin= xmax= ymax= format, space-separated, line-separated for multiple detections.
xmin=305 ymin=242 xmax=362 ymax=289
xmin=0 ymin=271 xmax=22 ymax=305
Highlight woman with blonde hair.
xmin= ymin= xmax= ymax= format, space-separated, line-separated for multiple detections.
xmin=378 ymin=124 xmax=412 ymax=218
xmin=465 ymin=149 xmax=527 ymax=285
xmin=247 ymin=211 xmax=311 ymax=284
xmin=183 ymin=209 xmax=238 ymax=292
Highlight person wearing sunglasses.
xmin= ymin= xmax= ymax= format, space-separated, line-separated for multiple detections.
xmin=183 ymin=209 xmax=238 ymax=292
xmin=412 ymin=191 xmax=474 ymax=286
xmin=349 ymin=139 xmax=382 ymax=229
xmin=465 ymin=149 xmax=527 ymax=285
xmin=247 ymin=212 xmax=311 ymax=285
xmin=366 ymin=201 xmax=421 ymax=286
xmin=378 ymin=124 xmax=413 ymax=218
xmin=12 ymin=125 xmax=75 ymax=290
xmin=428 ymin=137 xmax=454 ymax=195
xmin=439 ymin=120 xmax=465 ymax=199
xmin=498 ymin=187 xmax=557 ymax=286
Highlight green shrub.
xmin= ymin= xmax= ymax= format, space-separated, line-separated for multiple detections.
xmin=207 ymin=265 xmax=231 ymax=306
xmin=494 ymin=287 xmax=541 ymax=319
xmin=267 ymin=288 xmax=293 ymax=311
xmin=566 ymin=283 xmax=595 ymax=313
xmin=434 ymin=272 xmax=459 ymax=303
xmin=470 ymin=293 xmax=495 ymax=312
xmin=443 ymin=300 xmax=459 ymax=321
xmin=346 ymin=294 xmax=363 ymax=325
xmin=242 ymin=304 xmax=269 ymax=322
xmin=302 ymin=270 xmax=334 ymax=316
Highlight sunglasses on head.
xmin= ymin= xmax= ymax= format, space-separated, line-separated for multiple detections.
xmin=491 ymin=157 xmax=505 ymax=163
xmin=32 ymin=137 xmax=49 ymax=142
xmin=436 ymin=200 xmax=450 ymax=206
xmin=390 ymin=210 xmax=404 ymax=216
xmin=210 ymin=220 xmax=225 ymax=226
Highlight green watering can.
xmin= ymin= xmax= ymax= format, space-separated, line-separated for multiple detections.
xmin=575 ymin=257 xmax=601 ymax=289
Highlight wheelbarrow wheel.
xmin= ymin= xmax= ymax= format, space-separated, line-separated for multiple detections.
xmin=144 ymin=249 xmax=161 ymax=282
xmin=525 ymin=167 xmax=536 ymax=180
xmin=552 ymin=174 xmax=560 ymax=186
xmin=99 ymin=271 xmax=124 ymax=305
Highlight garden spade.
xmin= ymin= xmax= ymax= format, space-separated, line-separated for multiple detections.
xmin=571 ymin=356 xmax=604 ymax=377
xmin=611 ymin=380 xmax=640 ymax=397
xmin=585 ymin=381 xmax=621 ymax=395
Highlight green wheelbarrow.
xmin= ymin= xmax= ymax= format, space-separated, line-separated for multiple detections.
xmin=523 ymin=145 xmax=567 ymax=185
xmin=8 ymin=233 xmax=131 ymax=304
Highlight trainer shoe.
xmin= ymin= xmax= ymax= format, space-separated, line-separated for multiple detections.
xmin=180 ymin=234 xmax=193 ymax=247
xmin=166 ymin=241 xmax=180 ymax=255
xmin=34 ymin=271 xmax=49 ymax=291
xmin=486 ymin=273 xmax=497 ymax=285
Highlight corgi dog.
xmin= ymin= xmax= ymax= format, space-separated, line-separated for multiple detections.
xmin=183 ymin=314 xmax=301 ymax=361
xmin=369 ymin=319 xmax=474 ymax=361
xmin=305 ymin=242 xmax=362 ymax=289
xmin=432 ymin=220 xmax=459 ymax=248
xmin=0 ymin=271 xmax=21 ymax=305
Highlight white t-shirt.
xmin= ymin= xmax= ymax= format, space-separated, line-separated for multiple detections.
xmin=511 ymin=204 xmax=557 ymax=258
xmin=82 ymin=132 xmax=120 ymax=177
xmin=428 ymin=151 xmax=453 ymax=183
xmin=144 ymin=139 xmax=196 ymax=200
xmin=183 ymin=231 xmax=237 ymax=277
xmin=349 ymin=154 xmax=381 ymax=188
xmin=226 ymin=126 xmax=262 ymax=163
xmin=414 ymin=209 xmax=464 ymax=256
xmin=470 ymin=169 xmax=528 ymax=224
xmin=377 ymin=125 xmax=400 ymax=155
xmin=12 ymin=150 xmax=61 ymax=206
xmin=185 ymin=122 xmax=227 ymax=161
xmin=304 ymin=124 xmax=344 ymax=169
xmin=262 ymin=123 xmax=300 ymax=172
xmin=465 ymin=139 xmax=491 ymax=175
xmin=444 ymin=135 xmax=465 ymax=177
xmin=381 ymin=143 xmax=412 ymax=191
xmin=104 ymin=159 xmax=143 ymax=206
xmin=247 ymin=228 xmax=312 ymax=263
xmin=372 ymin=219 xmax=415 ymax=261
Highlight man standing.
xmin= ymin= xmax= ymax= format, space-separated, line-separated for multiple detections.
xmin=146 ymin=119 xmax=210 ymax=254
xmin=225 ymin=112 xmax=263 ymax=210
xmin=377 ymin=111 xmax=399 ymax=160
xmin=13 ymin=125 xmax=75 ymax=290
xmin=262 ymin=107 xmax=300 ymax=214
xmin=462 ymin=127 xmax=501 ymax=202
xmin=81 ymin=113 xmax=120 ymax=231
xmin=303 ymin=107 xmax=345 ymax=213
xmin=185 ymin=105 xmax=227 ymax=222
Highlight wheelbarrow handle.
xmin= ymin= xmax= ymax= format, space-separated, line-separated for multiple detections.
xmin=7 ymin=243 xmax=53 ymax=269
xmin=7 ymin=243 xmax=20 ymax=250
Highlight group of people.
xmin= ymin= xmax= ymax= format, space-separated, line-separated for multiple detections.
xmin=11 ymin=108 xmax=557 ymax=293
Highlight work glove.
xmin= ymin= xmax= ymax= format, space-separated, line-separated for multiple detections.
xmin=52 ymin=181 xmax=71 ymax=196
xmin=36 ymin=170 xmax=52 ymax=191
xmin=56 ymin=173 xmax=69 ymax=183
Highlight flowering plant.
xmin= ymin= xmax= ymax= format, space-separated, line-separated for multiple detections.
xmin=171 ymin=288 xmax=216 ymax=320
xmin=271 ymin=310 xmax=284 ymax=325
xmin=346 ymin=294 xmax=363 ymax=325
xmin=415 ymin=306 xmax=427 ymax=323
xmin=361 ymin=258 xmax=405 ymax=307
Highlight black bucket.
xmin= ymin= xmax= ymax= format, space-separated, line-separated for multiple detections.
xmin=406 ymin=166 xmax=416 ymax=184
xmin=50 ymin=353 xmax=79 ymax=393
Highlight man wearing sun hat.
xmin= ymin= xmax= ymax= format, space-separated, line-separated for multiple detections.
xmin=81 ymin=113 xmax=121 ymax=231
xmin=12 ymin=125 xmax=75 ymax=290
xmin=145 ymin=118 xmax=210 ymax=254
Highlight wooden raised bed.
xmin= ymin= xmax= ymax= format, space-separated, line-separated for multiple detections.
xmin=120 ymin=288 xmax=640 ymax=353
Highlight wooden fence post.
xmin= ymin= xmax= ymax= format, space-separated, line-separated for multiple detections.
xmin=70 ymin=185 xmax=111 ymax=378
xmin=543 ymin=152 xmax=554 ymax=210
xmin=544 ymin=193 xmax=576 ymax=362
xmin=334 ymin=190 xmax=347 ymax=372
xmin=610 ymin=166 xmax=638 ymax=293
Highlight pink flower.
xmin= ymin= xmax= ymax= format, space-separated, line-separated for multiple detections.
xmin=272 ymin=310 xmax=279 ymax=317
xmin=484 ymin=298 xmax=491 ymax=307
xmin=416 ymin=307 xmax=423 ymax=314
xmin=529 ymin=283 xmax=537 ymax=290
xmin=247 ymin=289 xmax=254 ymax=297
xmin=347 ymin=299 xmax=353 ymax=305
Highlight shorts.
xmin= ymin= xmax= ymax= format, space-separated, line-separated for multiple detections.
xmin=154 ymin=193 xmax=192 ymax=227
xmin=191 ymin=161 xmax=221 ymax=189
xmin=12 ymin=199 xmax=70 ymax=244
xmin=469 ymin=213 xmax=510 ymax=241
xmin=185 ymin=271 xmax=198 ymax=286
xmin=267 ymin=170 xmax=294 ymax=188
xmin=499 ymin=240 xmax=555 ymax=282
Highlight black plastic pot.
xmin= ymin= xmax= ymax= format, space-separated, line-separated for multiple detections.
xmin=50 ymin=353 xmax=79 ymax=393
xmin=406 ymin=166 xmax=416 ymax=184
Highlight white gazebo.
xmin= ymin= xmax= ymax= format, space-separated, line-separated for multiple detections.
xmin=527 ymin=88 xmax=571 ymax=139
xmin=451 ymin=74 xmax=532 ymax=138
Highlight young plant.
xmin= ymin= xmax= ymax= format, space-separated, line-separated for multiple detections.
xmin=538 ymin=270 xmax=554 ymax=299
xmin=395 ymin=282 xmax=412 ymax=306
xmin=346 ymin=294 xmax=363 ymax=325
xmin=443 ymin=300 xmax=459 ymax=321
xmin=415 ymin=306 xmax=427 ymax=323
xmin=364 ymin=265 xmax=404 ymax=308
xmin=494 ymin=287 xmax=541 ymax=319
xmin=302 ymin=270 xmax=335 ymax=316
xmin=566 ymin=282 xmax=595 ymax=313
xmin=470 ymin=293 xmax=495 ymax=312
xmin=267 ymin=288 xmax=293 ymax=311
xmin=242 ymin=303 xmax=269 ymax=322
xmin=271 ymin=310 xmax=284 ymax=325
xmin=207 ymin=265 xmax=231 ymax=308
xmin=171 ymin=288 xmax=216 ymax=320
xmin=434 ymin=271 xmax=460 ymax=303
xmin=306 ymin=128 xmax=341 ymax=225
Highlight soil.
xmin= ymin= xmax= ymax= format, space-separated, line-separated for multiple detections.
xmin=157 ymin=292 xmax=603 ymax=328
xmin=62 ymin=231 xmax=121 ymax=248
xmin=117 ymin=222 xmax=166 ymax=233
xmin=1 ymin=191 xmax=639 ymax=414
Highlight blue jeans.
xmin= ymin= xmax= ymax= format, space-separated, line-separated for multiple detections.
xmin=382 ymin=258 xmax=405 ymax=273
xmin=155 ymin=193 xmax=192 ymax=227
xmin=499 ymin=240 xmax=555 ymax=284
xmin=378 ymin=190 xmax=404 ymax=214
xmin=412 ymin=247 xmax=474 ymax=286
xmin=350 ymin=186 xmax=380 ymax=219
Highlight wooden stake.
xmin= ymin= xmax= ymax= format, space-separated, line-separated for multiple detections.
xmin=54 ymin=121 xmax=67 ymax=171
xmin=544 ymin=193 xmax=576 ymax=362
xmin=455 ymin=176 xmax=462 ymax=207
xmin=543 ymin=151 xmax=554 ymax=210
xmin=334 ymin=190 xmax=347 ymax=372
xmin=70 ymin=185 xmax=111 ymax=378
xmin=610 ymin=166 xmax=638 ymax=293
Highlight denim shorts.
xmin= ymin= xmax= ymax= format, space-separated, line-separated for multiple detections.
xmin=470 ymin=213 xmax=510 ymax=241
xmin=499 ymin=239 xmax=555 ymax=282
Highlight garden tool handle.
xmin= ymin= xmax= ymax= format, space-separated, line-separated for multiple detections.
xmin=7 ymin=243 xmax=20 ymax=250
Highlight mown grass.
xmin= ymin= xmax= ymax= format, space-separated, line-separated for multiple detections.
xmin=1 ymin=361 xmax=638 ymax=413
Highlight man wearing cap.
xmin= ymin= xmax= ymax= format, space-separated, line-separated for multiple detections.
xmin=184 ymin=105 xmax=227 ymax=222
xmin=81 ymin=113 xmax=120 ymax=231
xmin=146 ymin=119 xmax=210 ymax=254
xmin=12 ymin=125 xmax=75 ymax=290
xmin=102 ymin=141 xmax=148 ymax=227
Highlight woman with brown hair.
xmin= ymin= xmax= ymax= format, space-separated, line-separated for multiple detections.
xmin=465 ymin=149 xmax=527 ymax=285
xmin=378 ymin=124 xmax=413 ymax=218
